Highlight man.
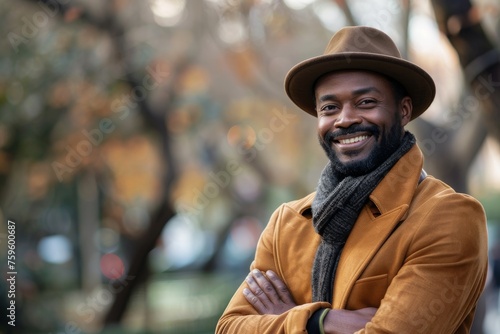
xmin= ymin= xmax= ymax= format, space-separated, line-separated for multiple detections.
xmin=216 ymin=26 xmax=488 ymax=333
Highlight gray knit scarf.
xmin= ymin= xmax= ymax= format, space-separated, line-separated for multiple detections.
xmin=311 ymin=132 xmax=415 ymax=302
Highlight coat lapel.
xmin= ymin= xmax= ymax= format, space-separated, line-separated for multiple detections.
xmin=332 ymin=204 xmax=408 ymax=308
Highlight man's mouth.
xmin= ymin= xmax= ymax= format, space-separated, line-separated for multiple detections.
xmin=337 ymin=135 xmax=369 ymax=145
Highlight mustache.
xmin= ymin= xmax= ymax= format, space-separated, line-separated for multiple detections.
xmin=324 ymin=125 xmax=379 ymax=143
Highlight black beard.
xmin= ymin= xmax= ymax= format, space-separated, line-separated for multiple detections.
xmin=319 ymin=121 xmax=404 ymax=177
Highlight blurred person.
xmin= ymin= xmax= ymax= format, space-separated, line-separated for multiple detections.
xmin=215 ymin=26 xmax=488 ymax=333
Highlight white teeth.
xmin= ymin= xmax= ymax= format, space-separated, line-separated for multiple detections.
xmin=339 ymin=135 xmax=368 ymax=144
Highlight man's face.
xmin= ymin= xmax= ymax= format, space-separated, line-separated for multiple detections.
xmin=315 ymin=70 xmax=412 ymax=176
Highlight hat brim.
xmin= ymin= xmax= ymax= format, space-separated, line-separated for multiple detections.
xmin=284 ymin=53 xmax=436 ymax=121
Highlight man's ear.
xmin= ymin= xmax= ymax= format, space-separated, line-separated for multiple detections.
xmin=400 ymin=97 xmax=413 ymax=126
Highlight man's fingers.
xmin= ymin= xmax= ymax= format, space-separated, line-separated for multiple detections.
xmin=266 ymin=270 xmax=295 ymax=304
xmin=244 ymin=269 xmax=297 ymax=315
xmin=245 ymin=271 xmax=272 ymax=306
xmin=249 ymin=269 xmax=282 ymax=304
xmin=243 ymin=288 xmax=267 ymax=314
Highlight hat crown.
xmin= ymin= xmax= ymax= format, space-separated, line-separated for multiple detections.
xmin=324 ymin=26 xmax=401 ymax=59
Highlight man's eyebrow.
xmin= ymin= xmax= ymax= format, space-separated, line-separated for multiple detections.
xmin=352 ymin=86 xmax=382 ymax=96
xmin=317 ymin=94 xmax=338 ymax=103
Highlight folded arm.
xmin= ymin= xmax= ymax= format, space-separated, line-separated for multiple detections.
xmin=243 ymin=269 xmax=376 ymax=334
xmin=216 ymin=205 xmax=331 ymax=333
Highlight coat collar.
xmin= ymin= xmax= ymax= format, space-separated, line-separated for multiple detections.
xmin=296 ymin=144 xmax=424 ymax=218
xmin=368 ymin=144 xmax=424 ymax=215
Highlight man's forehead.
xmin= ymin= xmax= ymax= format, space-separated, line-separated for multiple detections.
xmin=316 ymin=70 xmax=390 ymax=85
xmin=314 ymin=70 xmax=393 ymax=95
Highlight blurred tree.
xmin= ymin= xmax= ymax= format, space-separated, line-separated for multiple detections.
xmin=415 ymin=0 xmax=500 ymax=193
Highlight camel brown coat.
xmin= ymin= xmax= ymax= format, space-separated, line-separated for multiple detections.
xmin=216 ymin=145 xmax=488 ymax=333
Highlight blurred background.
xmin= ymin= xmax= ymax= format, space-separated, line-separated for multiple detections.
xmin=0 ymin=0 xmax=500 ymax=333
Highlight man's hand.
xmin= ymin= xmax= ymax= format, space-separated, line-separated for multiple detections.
xmin=324 ymin=307 xmax=377 ymax=334
xmin=243 ymin=269 xmax=297 ymax=315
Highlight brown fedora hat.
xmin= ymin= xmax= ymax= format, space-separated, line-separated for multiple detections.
xmin=284 ymin=26 xmax=435 ymax=120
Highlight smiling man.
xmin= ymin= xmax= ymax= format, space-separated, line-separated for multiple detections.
xmin=216 ymin=26 xmax=488 ymax=334
xmin=316 ymin=71 xmax=410 ymax=177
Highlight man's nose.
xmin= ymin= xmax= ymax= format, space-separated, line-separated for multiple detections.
xmin=334 ymin=105 xmax=362 ymax=128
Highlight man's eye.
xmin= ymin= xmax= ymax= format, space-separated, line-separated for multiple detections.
xmin=359 ymin=99 xmax=376 ymax=106
xmin=320 ymin=104 xmax=338 ymax=112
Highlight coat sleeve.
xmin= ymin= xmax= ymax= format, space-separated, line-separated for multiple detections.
xmin=215 ymin=204 xmax=330 ymax=334
xmin=358 ymin=192 xmax=488 ymax=333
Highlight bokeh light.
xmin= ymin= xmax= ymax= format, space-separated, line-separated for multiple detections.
xmin=149 ymin=0 xmax=186 ymax=27
xmin=100 ymin=253 xmax=125 ymax=280
xmin=284 ymin=0 xmax=315 ymax=10
xmin=38 ymin=235 xmax=73 ymax=264
xmin=226 ymin=124 xmax=257 ymax=149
